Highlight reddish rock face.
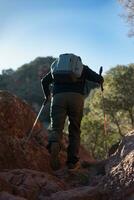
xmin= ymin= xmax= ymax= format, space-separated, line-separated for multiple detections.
xmin=0 ymin=91 xmax=51 ymax=172
xmin=0 ymin=90 xmax=42 ymax=138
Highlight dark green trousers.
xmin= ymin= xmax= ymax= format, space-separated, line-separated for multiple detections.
xmin=49 ymin=92 xmax=84 ymax=164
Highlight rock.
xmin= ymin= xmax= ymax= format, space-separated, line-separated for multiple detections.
xmin=0 ymin=90 xmax=51 ymax=172
xmin=44 ymin=186 xmax=103 ymax=200
xmin=0 ymin=169 xmax=66 ymax=200
xmin=0 ymin=176 xmax=13 ymax=193
xmin=108 ymin=141 xmax=120 ymax=156
xmin=102 ymin=130 xmax=134 ymax=199
xmin=0 ymin=192 xmax=26 ymax=200
xmin=0 ymin=90 xmax=42 ymax=138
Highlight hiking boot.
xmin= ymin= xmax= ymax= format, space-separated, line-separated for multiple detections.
xmin=50 ymin=142 xmax=60 ymax=171
xmin=67 ymin=161 xmax=81 ymax=171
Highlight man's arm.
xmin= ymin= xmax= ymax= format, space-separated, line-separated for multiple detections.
xmin=41 ymin=71 xmax=53 ymax=99
xmin=83 ymin=65 xmax=104 ymax=84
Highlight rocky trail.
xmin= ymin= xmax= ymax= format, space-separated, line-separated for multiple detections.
xmin=0 ymin=90 xmax=133 ymax=200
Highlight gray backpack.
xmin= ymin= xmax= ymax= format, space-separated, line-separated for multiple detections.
xmin=51 ymin=53 xmax=83 ymax=82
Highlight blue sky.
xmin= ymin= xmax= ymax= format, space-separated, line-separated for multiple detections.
xmin=0 ymin=0 xmax=133 ymax=74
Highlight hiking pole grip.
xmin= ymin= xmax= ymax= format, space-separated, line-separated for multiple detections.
xmin=99 ymin=66 xmax=104 ymax=91
xmin=99 ymin=66 xmax=103 ymax=75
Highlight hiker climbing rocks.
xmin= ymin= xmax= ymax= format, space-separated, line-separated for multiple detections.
xmin=41 ymin=53 xmax=104 ymax=170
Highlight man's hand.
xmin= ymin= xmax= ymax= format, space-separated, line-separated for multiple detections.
xmin=99 ymin=66 xmax=104 ymax=91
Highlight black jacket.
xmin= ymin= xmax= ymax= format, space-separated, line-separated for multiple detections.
xmin=41 ymin=65 xmax=103 ymax=98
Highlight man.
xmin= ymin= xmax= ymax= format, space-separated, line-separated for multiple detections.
xmin=41 ymin=54 xmax=103 ymax=171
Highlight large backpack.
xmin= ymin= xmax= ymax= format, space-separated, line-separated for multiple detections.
xmin=51 ymin=53 xmax=83 ymax=83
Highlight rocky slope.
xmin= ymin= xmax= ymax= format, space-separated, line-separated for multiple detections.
xmin=0 ymin=90 xmax=133 ymax=200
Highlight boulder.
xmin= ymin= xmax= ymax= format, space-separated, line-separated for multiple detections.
xmin=0 ymin=90 xmax=42 ymax=138
xmin=102 ymin=130 xmax=134 ymax=199
xmin=0 ymin=90 xmax=51 ymax=172
xmin=0 ymin=169 xmax=66 ymax=200
xmin=0 ymin=192 xmax=26 ymax=200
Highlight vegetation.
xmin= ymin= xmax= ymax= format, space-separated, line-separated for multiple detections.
xmin=0 ymin=58 xmax=134 ymax=159
xmin=81 ymin=64 xmax=134 ymax=158
xmin=118 ymin=0 xmax=134 ymax=37
xmin=0 ymin=56 xmax=55 ymax=123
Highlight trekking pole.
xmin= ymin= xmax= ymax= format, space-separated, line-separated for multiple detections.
xmin=99 ymin=66 xmax=104 ymax=92
xmin=99 ymin=67 xmax=108 ymax=156
xmin=22 ymin=99 xmax=47 ymax=149
xmin=99 ymin=67 xmax=106 ymax=133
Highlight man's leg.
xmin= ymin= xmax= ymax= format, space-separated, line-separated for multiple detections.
xmin=67 ymin=93 xmax=84 ymax=168
xmin=48 ymin=93 xmax=67 ymax=170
